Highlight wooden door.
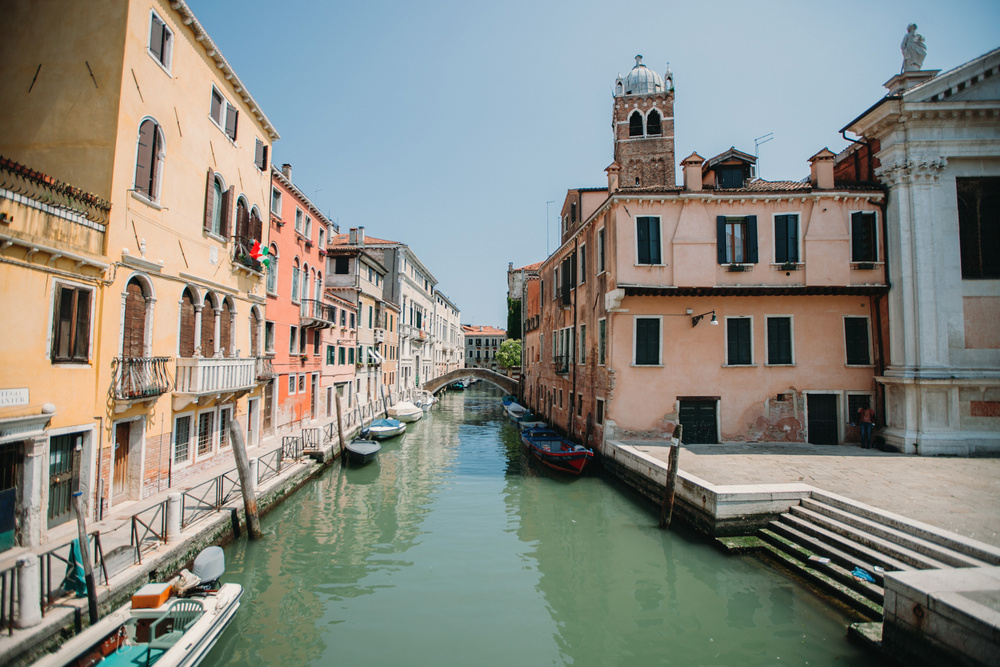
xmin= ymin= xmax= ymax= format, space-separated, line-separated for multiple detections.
xmin=263 ymin=381 xmax=273 ymax=435
xmin=113 ymin=422 xmax=129 ymax=497
xmin=679 ymin=400 xmax=718 ymax=444
xmin=808 ymin=394 xmax=839 ymax=445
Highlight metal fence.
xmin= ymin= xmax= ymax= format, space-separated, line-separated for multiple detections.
xmin=39 ymin=532 xmax=108 ymax=616
xmin=181 ymin=470 xmax=241 ymax=529
xmin=302 ymin=428 xmax=320 ymax=450
xmin=282 ymin=436 xmax=302 ymax=461
xmin=257 ymin=447 xmax=282 ymax=486
xmin=131 ymin=499 xmax=167 ymax=565
xmin=0 ymin=560 xmax=17 ymax=634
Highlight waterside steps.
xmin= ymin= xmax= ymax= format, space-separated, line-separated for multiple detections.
xmin=721 ymin=491 xmax=1000 ymax=624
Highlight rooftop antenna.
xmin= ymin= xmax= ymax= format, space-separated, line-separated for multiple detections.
xmin=754 ymin=132 xmax=774 ymax=179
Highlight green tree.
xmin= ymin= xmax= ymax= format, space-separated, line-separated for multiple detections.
xmin=495 ymin=338 xmax=522 ymax=369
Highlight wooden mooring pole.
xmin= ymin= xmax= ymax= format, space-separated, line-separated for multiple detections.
xmin=658 ymin=425 xmax=682 ymax=530
xmin=71 ymin=492 xmax=99 ymax=624
xmin=229 ymin=419 xmax=262 ymax=540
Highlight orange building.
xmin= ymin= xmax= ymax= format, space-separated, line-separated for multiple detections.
xmin=266 ymin=164 xmax=338 ymax=432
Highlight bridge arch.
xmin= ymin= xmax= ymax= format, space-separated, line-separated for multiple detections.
xmin=424 ymin=368 xmax=518 ymax=396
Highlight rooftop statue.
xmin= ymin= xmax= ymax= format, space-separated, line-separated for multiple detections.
xmin=901 ymin=23 xmax=927 ymax=72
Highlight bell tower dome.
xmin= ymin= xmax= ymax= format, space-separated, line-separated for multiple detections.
xmin=612 ymin=55 xmax=676 ymax=189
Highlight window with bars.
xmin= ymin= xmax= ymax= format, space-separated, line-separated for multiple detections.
xmin=52 ymin=283 xmax=92 ymax=363
xmin=727 ymin=317 xmax=753 ymax=366
xmin=598 ymin=319 xmax=606 ymax=365
xmin=197 ymin=412 xmax=214 ymax=458
xmin=173 ymin=415 xmax=191 ymax=464
xmin=957 ymin=177 xmax=1000 ymax=279
xmin=219 ymin=408 xmax=231 ymax=449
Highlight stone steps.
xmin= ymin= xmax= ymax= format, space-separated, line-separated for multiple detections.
xmin=754 ymin=493 xmax=998 ymax=627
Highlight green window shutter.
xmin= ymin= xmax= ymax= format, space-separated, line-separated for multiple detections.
xmin=845 ymin=317 xmax=870 ymax=365
xmin=649 ymin=218 xmax=661 ymax=264
xmin=746 ymin=216 xmax=759 ymax=263
xmin=637 ymin=217 xmax=650 ymax=264
xmin=716 ymin=216 xmax=727 ymax=264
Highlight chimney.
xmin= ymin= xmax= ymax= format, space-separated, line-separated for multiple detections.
xmin=357 ymin=226 xmax=365 ymax=245
xmin=808 ymin=148 xmax=836 ymax=189
xmin=349 ymin=227 xmax=357 ymax=244
xmin=605 ymin=162 xmax=621 ymax=193
xmin=281 ymin=163 xmax=292 ymax=180
xmin=680 ymin=152 xmax=705 ymax=191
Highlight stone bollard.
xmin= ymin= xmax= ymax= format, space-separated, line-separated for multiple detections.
xmin=249 ymin=458 xmax=259 ymax=495
xmin=16 ymin=553 xmax=41 ymax=628
xmin=166 ymin=493 xmax=182 ymax=542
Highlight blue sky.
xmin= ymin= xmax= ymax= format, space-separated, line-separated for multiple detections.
xmin=189 ymin=0 xmax=999 ymax=327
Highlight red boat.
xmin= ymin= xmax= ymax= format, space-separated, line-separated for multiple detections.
xmin=520 ymin=426 xmax=594 ymax=475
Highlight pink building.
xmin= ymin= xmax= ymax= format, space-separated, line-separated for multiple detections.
xmin=523 ymin=57 xmax=888 ymax=449
xmin=266 ymin=164 xmax=338 ymax=433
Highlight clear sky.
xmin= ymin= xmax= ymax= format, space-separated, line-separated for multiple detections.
xmin=188 ymin=0 xmax=999 ymax=328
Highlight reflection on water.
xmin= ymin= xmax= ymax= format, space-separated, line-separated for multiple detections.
xmin=205 ymin=385 xmax=876 ymax=666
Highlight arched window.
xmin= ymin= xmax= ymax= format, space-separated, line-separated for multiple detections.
xmin=628 ymin=111 xmax=644 ymax=137
xmin=646 ymin=109 xmax=662 ymax=136
xmin=249 ymin=206 xmax=262 ymax=241
xmin=123 ymin=278 xmax=148 ymax=358
xmin=315 ymin=271 xmax=322 ymax=303
xmin=235 ymin=197 xmax=250 ymax=240
xmin=179 ymin=288 xmax=198 ymax=358
xmin=291 ymin=258 xmax=301 ymax=303
xmin=250 ymin=307 xmax=262 ymax=356
xmin=201 ymin=294 xmax=216 ymax=357
xmin=134 ymin=119 xmax=165 ymax=202
xmin=302 ymin=264 xmax=310 ymax=313
xmin=203 ymin=172 xmax=232 ymax=238
xmin=266 ymin=244 xmax=278 ymax=294
xmin=219 ymin=298 xmax=233 ymax=357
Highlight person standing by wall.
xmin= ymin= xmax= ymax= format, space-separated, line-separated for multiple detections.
xmin=858 ymin=405 xmax=877 ymax=449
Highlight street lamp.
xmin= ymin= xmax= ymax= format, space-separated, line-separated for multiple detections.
xmin=691 ymin=310 xmax=718 ymax=328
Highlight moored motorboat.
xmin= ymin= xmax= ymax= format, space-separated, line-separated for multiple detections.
xmin=345 ymin=437 xmax=380 ymax=465
xmin=366 ymin=418 xmax=406 ymax=439
xmin=413 ymin=391 xmax=436 ymax=411
xmin=501 ymin=395 xmax=517 ymax=407
xmin=386 ymin=400 xmax=423 ymax=422
xmin=520 ymin=425 xmax=594 ymax=475
xmin=35 ymin=547 xmax=241 ymax=667
xmin=506 ymin=401 xmax=540 ymax=424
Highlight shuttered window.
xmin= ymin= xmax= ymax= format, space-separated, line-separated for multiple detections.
xmin=148 ymin=12 xmax=172 ymax=69
xmin=225 ymin=102 xmax=238 ymax=141
xmin=179 ymin=290 xmax=197 ymax=357
xmin=774 ymin=214 xmax=799 ymax=263
xmin=52 ymin=284 xmax=92 ymax=363
xmin=844 ymin=317 xmax=871 ymax=365
xmin=727 ymin=317 xmax=752 ymax=366
xmin=766 ymin=317 xmax=792 ymax=365
xmin=851 ymin=212 xmax=878 ymax=262
xmin=634 ymin=317 xmax=660 ymax=366
xmin=134 ymin=120 xmax=163 ymax=201
xmin=123 ymin=280 xmax=146 ymax=358
xmin=636 ymin=216 xmax=661 ymax=265
xmin=717 ymin=216 xmax=758 ymax=264
xmin=200 ymin=298 xmax=215 ymax=357
xmin=254 ymin=138 xmax=268 ymax=171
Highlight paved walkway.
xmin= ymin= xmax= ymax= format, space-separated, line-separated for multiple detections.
xmin=629 ymin=441 xmax=1000 ymax=548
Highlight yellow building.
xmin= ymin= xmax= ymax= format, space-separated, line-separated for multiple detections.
xmin=0 ymin=0 xmax=278 ymax=539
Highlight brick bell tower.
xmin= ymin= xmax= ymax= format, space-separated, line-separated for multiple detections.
xmin=612 ymin=55 xmax=676 ymax=188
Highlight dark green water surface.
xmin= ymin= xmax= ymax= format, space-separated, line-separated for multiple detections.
xmin=205 ymin=386 xmax=875 ymax=666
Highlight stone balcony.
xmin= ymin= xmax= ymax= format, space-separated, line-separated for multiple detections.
xmin=173 ymin=356 xmax=256 ymax=410
xmin=300 ymin=299 xmax=335 ymax=329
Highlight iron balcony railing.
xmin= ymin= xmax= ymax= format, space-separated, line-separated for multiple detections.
xmin=300 ymin=299 xmax=336 ymax=328
xmin=111 ymin=356 xmax=173 ymax=400
xmin=255 ymin=355 xmax=276 ymax=381
xmin=232 ymin=235 xmax=263 ymax=273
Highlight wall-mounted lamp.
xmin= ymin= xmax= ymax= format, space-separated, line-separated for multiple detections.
xmin=692 ymin=310 xmax=718 ymax=327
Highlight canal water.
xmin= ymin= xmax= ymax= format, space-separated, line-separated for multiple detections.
xmin=205 ymin=385 xmax=875 ymax=666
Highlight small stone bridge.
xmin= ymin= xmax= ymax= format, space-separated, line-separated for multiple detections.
xmin=424 ymin=368 xmax=518 ymax=396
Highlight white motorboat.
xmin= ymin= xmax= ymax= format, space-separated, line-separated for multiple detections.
xmin=366 ymin=418 xmax=406 ymax=439
xmin=413 ymin=391 xmax=436 ymax=411
xmin=36 ymin=547 xmax=241 ymax=667
xmin=386 ymin=401 xmax=423 ymax=422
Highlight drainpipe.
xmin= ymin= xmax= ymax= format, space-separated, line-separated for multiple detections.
xmin=570 ymin=237 xmax=579 ymax=438
xmin=873 ymin=186 xmax=891 ymax=428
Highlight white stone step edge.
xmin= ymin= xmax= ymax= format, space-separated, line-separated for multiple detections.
xmin=789 ymin=505 xmax=951 ymax=570
xmin=808 ymin=489 xmax=1000 ymax=566
xmin=800 ymin=498 xmax=990 ymax=569
xmin=780 ymin=511 xmax=916 ymax=573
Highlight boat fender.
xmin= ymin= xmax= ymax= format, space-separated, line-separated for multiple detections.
xmin=573 ymin=445 xmax=588 ymax=452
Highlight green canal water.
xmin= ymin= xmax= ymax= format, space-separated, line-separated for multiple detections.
xmin=205 ymin=386 xmax=876 ymax=666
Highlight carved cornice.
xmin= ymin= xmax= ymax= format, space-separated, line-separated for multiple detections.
xmin=875 ymin=156 xmax=948 ymax=186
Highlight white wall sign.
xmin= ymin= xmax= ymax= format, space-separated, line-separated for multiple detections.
xmin=0 ymin=388 xmax=29 ymax=407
